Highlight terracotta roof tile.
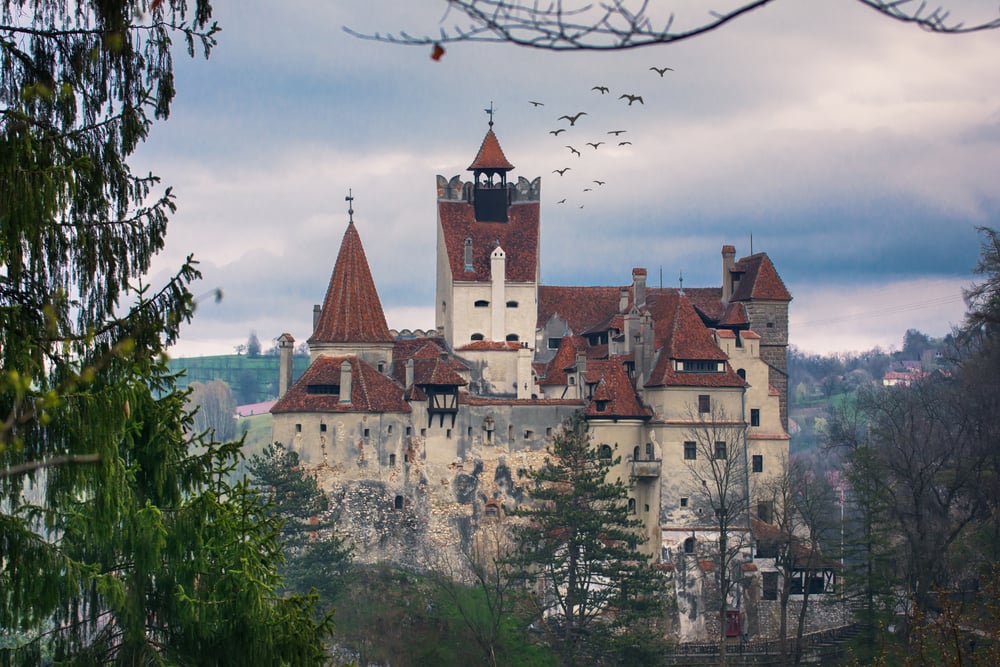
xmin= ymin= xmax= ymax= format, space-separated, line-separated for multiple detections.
xmin=271 ymin=356 xmax=410 ymax=414
xmin=467 ymin=128 xmax=515 ymax=171
xmin=730 ymin=253 xmax=792 ymax=302
xmin=457 ymin=340 xmax=525 ymax=351
xmin=582 ymin=358 xmax=652 ymax=419
xmin=309 ymin=222 xmax=393 ymax=345
xmin=538 ymin=335 xmax=589 ymax=386
xmin=439 ymin=200 xmax=539 ymax=283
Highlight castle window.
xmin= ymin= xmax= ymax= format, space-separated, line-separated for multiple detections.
xmin=471 ymin=333 xmax=485 ymax=341
xmin=684 ymin=441 xmax=697 ymax=460
xmin=628 ymin=498 xmax=637 ymax=514
xmin=752 ymin=455 xmax=763 ymax=473
xmin=446 ymin=428 xmax=452 ymax=439
xmin=767 ymin=322 xmax=775 ymax=328
xmin=377 ymin=361 xmax=385 ymax=373
xmin=404 ymin=454 xmax=409 ymax=463
xmin=307 ymin=384 xmax=339 ymax=394
xmin=751 ymin=409 xmax=760 ymax=427
xmin=474 ymin=300 xmax=489 ymax=308
xmin=737 ymin=368 xmax=746 ymax=380
xmin=295 ymin=423 xmax=302 ymax=433
xmin=506 ymin=300 xmax=518 ymax=308
xmin=681 ymin=360 xmax=723 ymax=373
xmin=546 ymin=427 xmax=552 ymax=437
xmin=389 ymin=453 xmax=396 ymax=466
xmin=320 ymin=423 xmax=327 ymax=432
xmin=680 ymin=497 xmax=689 ymax=508
xmin=524 ymin=430 xmax=533 ymax=439
xmin=684 ymin=537 xmax=695 ymax=553
xmin=484 ymin=502 xmax=500 ymax=520
xmin=468 ymin=426 xmax=473 ymax=437
xmin=363 ymin=428 xmax=370 ymax=438
xmin=406 ymin=426 xmax=412 ymax=436
xmin=569 ymin=376 xmax=575 ymax=385
xmin=464 ymin=238 xmax=473 ymax=272
xmin=758 ymin=501 xmax=774 ymax=523
xmin=644 ymin=504 xmax=650 ymax=512
xmin=505 ymin=334 xmax=519 ymax=342
xmin=548 ymin=338 xmax=561 ymax=350
xmin=394 ymin=495 xmax=404 ymax=510
xmin=420 ymin=428 xmax=426 ymax=437
xmin=508 ymin=425 xmax=513 ymax=440
xmin=698 ymin=395 xmax=711 ymax=413
xmin=387 ymin=424 xmax=393 ymax=435
xmin=763 ymin=572 xmax=779 ymax=601
xmin=599 ymin=444 xmax=613 ymax=459
xmin=715 ymin=441 xmax=727 ymax=460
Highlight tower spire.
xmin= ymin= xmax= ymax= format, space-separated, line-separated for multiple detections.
xmin=346 ymin=188 xmax=355 ymax=224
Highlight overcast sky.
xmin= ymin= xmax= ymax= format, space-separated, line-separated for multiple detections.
xmin=135 ymin=0 xmax=1000 ymax=359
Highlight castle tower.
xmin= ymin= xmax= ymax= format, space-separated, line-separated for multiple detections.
xmin=308 ymin=203 xmax=395 ymax=371
xmin=435 ymin=117 xmax=541 ymax=351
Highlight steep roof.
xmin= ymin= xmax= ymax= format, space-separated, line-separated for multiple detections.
xmin=467 ymin=128 xmax=515 ymax=171
xmin=309 ymin=222 xmax=393 ymax=345
xmin=645 ymin=294 xmax=746 ymax=389
xmin=271 ymin=356 xmax=410 ymax=414
xmin=439 ymin=200 xmax=539 ymax=282
xmin=730 ymin=253 xmax=792 ymax=302
xmin=538 ymin=335 xmax=590 ymax=387
xmin=581 ymin=358 xmax=653 ymax=419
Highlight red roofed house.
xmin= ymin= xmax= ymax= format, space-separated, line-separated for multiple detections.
xmin=270 ymin=120 xmax=794 ymax=638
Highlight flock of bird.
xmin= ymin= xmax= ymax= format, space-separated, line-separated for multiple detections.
xmin=524 ymin=66 xmax=674 ymax=210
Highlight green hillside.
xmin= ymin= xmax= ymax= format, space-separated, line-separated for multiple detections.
xmin=168 ymin=354 xmax=310 ymax=405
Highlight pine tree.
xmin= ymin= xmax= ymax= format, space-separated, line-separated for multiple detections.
xmin=509 ymin=414 xmax=670 ymax=667
xmin=1 ymin=2 xmax=332 ymax=663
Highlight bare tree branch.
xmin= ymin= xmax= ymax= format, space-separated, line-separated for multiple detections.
xmin=345 ymin=0 xmax=1000 ymax=52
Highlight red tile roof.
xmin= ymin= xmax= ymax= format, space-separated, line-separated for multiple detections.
xmin=581 ymin=358 xmax=653 ymax=419
xmin=467 ymin=128 xmax=515 ymax=171
xmin=730 ymin=253 xmax=792 ymax=302
xmin=439 ymin=200 xmax=539 ymax=283
xmin=309 ymin=222 xmax=393 ymax=345
xmin=538 ymin=335 xmax=590 ymax=386
xmin=271 ymin=356 xmax=411 ymax=414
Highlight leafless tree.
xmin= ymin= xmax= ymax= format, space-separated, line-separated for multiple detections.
xmin=345 ymin=1 xmax=1000 ymax=52
xmin=685 ymin=403 xmax=751 ymax=666
xmin=425 ymin=520 xmax=521 ymax=667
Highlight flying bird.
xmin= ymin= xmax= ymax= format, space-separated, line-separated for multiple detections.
xmin=566 ymin=145 xmax=581 ymax=157
xmin=553 ymin=167 xmax=571 ymax=175
xmin=549 ymin=128 xmax=566 ymax=136
xmin=650 ymin=66 xmax=674 ymax=76
xmin=586 ymin=141 xmax=605 ymax=150
xmin=583 ymin=188 xmax=592 ymax=192
xmin=591 ymin=85 xmax=609 ymax=94
xmin=619 ymin=94 xmax=644 ymax=106
xmin=558 ymin=112 xmax=588 ymax=126
xmin=557 ymin=198 xmax=567 ymax=204
xmin=607 ymin=130 xmax=626 ymax=136
xmin=618 ymin=141 xmax=632 ymax=146
xmin=593 ymin=180 xmax=605 ymax=186
xmin=528 ymin=100 xmax=544 ymax=107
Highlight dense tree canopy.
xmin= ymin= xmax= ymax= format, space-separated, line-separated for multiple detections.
xmin=1 ymin=1 xmax=332 ymax=663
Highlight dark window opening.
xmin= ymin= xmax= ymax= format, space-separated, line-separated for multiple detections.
xmin=682 ymin=360 xmax=722 ymax=373
xmin=763 ymin=572 xmax=779 ymax=600
xmin=599 ymin=444 xmax=613 ymax=459
xmin=737 ymin=368 xmax=746 ymax=380
xmin=684 ymin=441 xmax=697 ymax=460
xmin=394 ymin=495 xmax=404 ymax=510
xmin=684 ymin=537 xmax=696 ymax=553
xmin=715 ymin=441 xmax=727 ymax=460
xmin=320 ymin=423 xmax=327 ymax=432
xmin=295 ymin=423 xmax=302 ymax=433
xmin=474 ymin=300 xmax=489 ymax=308
xmin=506 ymin=300 xmax=518 ymax=308
xmin=752 ymin=455 xmax=763 ymax=473
xmin=471 ymin=333 xmax=485 ymax=341
xmin=505 ymin=334 xmax=519 ymax=342
xmin=548 ymin=338 xmax=561 ymax=349
xmin=307 ymin=384 xmax=339 ymax=394
xmin=628 ymin=498 xmax=637 ymax=514
xmin=389 ymin=454 xmax=396 ymax=466
xmin=680 ymin=497 xmax=689 ymax=508
xmin=751 ymin=408 xmax=760 ymax=427
xmin=698 ymin=394 xmax=711 ymax=413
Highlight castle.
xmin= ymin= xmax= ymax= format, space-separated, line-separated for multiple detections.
xmin=269 ymin=121 xmax=834 ymax=641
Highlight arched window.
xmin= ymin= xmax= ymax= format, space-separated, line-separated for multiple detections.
xmin=394 ymin=495 xmax=404 ymax=510
xmin=684 ymin=537 xmax=696 ymax=554
xmin=471 ymin=333 xmax=485 ymax=341
xmin=628 ymin=498 xmax=637 ymax=514
xmin=633 ymin=445 xmax=640 ymax=461
xmin=737 ymin=368 xmax=746 ymax=380
xmin=506 ymin=300 xmax=518 ymax=308
xmin=599 ymin=444 xmax=613 ymax=459
xmin=505 ymin=333 xmax=519 ymax=342
xmin=474 ymin=299 xmax=489 ymax=308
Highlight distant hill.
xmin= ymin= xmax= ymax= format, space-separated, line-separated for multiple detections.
xmin=168 ymin=354 xmax=310 ymax=405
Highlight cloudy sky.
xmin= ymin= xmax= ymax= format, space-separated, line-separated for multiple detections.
xmin=135 ymin=0 xmax=1000 ymax=359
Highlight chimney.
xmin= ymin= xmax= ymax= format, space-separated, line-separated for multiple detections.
xmin=405 ymin=358 xmax=414 ymax=388
xmin=619 ymin=288 xmax=629 ymax=314
xmin=313 ymin=304 xmax=322 ymax=332
xmin=277 ymin=333 xmax=295 ymax=398
xmin=632 ymin=268 xmax=647 ymax=309
xmin=339 ymin=359 xmax=352 ymax=404
xmin=722 ymin=245 xmax=736 ymax=304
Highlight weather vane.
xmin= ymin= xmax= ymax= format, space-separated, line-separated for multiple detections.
xmin=678 ymin=270 xmax=684 ymax=295
xmin=484 ymin=101 xmax=495 ymax=127
xmin=346 ymin=189 xmax=356 ymax=224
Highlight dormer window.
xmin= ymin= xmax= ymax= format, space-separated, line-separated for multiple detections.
xmin=306 ymin=383 xmax=339 ymax=394
xmin=679 ymin=360 xmax=724 ymax=373
xmin=464 ymin=238 xmax=473 ymax=272
xmin=595 ymin=400 xmax=608 ymax=412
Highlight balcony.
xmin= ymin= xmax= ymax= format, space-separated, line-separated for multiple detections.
xmin=628 ymin=458 xmax=661 ymax=479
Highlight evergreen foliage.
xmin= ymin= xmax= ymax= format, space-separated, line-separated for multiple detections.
xmin=1 ymin=1 xmax=332 ymax=663
xmin=509 ymin=414 xmax=671 ymax=666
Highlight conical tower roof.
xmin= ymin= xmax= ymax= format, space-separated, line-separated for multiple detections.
xmin=309 ymin=221 xmax=393 ymax=345
xmin=467 ymin=128 xmax=514 ymax=171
